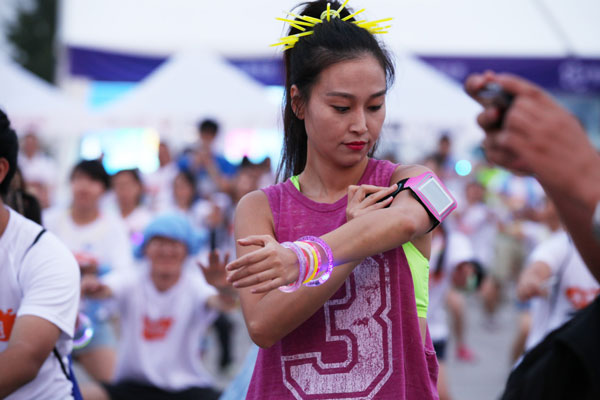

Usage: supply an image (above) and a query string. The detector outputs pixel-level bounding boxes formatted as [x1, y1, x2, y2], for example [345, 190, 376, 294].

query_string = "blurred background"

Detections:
[1, 1, 599, 399]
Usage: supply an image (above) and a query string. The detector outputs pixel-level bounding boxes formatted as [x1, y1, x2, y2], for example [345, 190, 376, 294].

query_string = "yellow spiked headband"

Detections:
[271, 0, 392, 51]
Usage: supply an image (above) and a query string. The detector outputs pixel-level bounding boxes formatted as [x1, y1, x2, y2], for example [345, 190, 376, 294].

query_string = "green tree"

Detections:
[6, 0, 58, 83]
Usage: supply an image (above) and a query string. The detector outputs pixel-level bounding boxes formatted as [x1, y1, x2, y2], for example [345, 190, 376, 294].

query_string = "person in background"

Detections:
[465, 71, 600, 277]
[169, 170, 224, 233]
[5, 167, 43, 224]
[483, 171, 547, 325]
[112, 169, 153, 247]
[455, 180, 497, 272]
[0, 109, 80, 399]
[454, 180, 502, 327]
[18, 131, 58, 208]
[428, 223, 479, 400]
[44, 160, 133, 383]
[80, 213, 236, 400]
[144, 141, 178, 212]
[179, 119, 237, 197]
[507, 198, 560, 363]
[465, 71, 600, 400]
[432, 133, 456, 181]
[516, 200, 599, 356]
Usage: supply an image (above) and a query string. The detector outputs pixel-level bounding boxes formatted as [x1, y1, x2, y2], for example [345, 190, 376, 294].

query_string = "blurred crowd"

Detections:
[7, 116, 599, 399]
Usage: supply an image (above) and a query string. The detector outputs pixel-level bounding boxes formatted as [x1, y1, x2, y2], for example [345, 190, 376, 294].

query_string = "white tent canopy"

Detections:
[383, 52, 482, 162]
[60, 0, 600, 58]
[0, 58, 91, 136]
[95, 50, 279, 135]
[95, 50, 481, 160]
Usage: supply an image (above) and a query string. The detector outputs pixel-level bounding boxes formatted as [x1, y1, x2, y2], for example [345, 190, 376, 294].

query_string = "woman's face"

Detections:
[173, 174, 194, 208]
[112, 172, 142, 208]
[296, 55, 387, 167]
[70, 172, 104, 211]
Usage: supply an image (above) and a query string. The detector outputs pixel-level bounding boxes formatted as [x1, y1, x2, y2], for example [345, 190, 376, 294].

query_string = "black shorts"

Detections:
[102, 381, 221, 400]
[433, 339, 448, 362]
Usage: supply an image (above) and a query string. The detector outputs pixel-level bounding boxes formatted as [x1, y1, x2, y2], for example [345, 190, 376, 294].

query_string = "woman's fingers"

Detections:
[365, 195, 394, 210]
[237, 234, 272, 247]
[349, 184, 397, 205]
[229, 265, 281, 288]
[226, 247, 270, 271]
[363, 183, 398, 205]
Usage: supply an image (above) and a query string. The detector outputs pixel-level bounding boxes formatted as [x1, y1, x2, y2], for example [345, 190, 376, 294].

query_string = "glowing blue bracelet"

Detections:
[73, 313, 94, 350]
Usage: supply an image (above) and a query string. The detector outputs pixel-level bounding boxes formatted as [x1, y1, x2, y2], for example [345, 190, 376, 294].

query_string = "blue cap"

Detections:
[134, 213, 206, 259]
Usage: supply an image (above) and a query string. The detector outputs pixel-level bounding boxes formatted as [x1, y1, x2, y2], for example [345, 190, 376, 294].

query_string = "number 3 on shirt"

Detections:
[281, 256, 394, 399]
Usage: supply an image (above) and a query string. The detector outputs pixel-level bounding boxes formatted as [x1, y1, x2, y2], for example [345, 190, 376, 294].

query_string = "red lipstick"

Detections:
[345, 141, 366, 151]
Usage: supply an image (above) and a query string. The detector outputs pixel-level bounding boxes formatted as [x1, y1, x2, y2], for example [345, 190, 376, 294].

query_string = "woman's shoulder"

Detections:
[390, 163, 432, 182]
[235, 189, 276, 235]
[237, 189, 271, 215]
[365, 158, 431, 186]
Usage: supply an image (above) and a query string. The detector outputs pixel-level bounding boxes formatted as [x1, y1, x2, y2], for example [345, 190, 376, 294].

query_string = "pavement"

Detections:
[445, 294, 519, 400]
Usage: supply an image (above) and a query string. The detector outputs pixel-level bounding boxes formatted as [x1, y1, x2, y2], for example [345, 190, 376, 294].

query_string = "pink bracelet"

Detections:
[279, 242, 306, 293]
[299, 240, 322, 284]
[296, 244, 313, 282]
[296, 241, 318, 284]
[299, 236, 333, 286]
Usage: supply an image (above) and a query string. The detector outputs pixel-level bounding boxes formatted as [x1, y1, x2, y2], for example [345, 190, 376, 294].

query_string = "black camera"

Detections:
[476, 83, 514, 129]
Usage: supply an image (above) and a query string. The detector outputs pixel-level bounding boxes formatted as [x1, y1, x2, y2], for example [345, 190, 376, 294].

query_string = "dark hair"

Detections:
[198, 119, 219, 135]
[0, 110, 19, 196]
[5, 189, 42, 224]
[277, 0, 395, 182]
[113, 168, 142, 185]
[70, 159, 111, 190]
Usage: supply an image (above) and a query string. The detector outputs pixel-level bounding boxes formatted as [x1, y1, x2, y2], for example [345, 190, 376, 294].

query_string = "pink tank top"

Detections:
[247, 158, 439, 399]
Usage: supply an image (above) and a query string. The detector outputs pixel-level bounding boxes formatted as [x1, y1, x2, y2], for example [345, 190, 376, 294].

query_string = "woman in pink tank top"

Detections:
[226, 1, 441, 398]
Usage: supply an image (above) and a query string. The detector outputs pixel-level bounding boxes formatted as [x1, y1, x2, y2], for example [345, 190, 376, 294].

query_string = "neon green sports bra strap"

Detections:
[290, 175, 300, 190]
[402, 242, 430, 318]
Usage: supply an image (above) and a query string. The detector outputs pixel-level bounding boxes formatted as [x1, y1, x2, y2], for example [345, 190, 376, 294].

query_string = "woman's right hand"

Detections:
[226, 235, 300, 293]
[346, 184, 398, 221]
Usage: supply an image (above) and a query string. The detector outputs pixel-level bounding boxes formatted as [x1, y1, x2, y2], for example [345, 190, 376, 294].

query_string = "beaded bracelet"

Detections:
[299, 236, 334, 287]
[279, 242, 306, 293]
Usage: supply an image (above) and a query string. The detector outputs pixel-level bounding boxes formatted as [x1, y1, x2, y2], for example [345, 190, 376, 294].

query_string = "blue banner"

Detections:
[67, 46, 600, 94]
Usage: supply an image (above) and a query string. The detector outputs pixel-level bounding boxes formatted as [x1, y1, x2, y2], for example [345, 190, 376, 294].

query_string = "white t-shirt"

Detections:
[44, 208, 133, 275]
[427, 231, 475, 342]
[44, 208, 133, 321]
[0, 207, 80, 400]
[18, 153, 57, 186]
[162, 200, 215, 234]
[456, 202, 497, 269]
[525, 230, 600, 350]
[103, 263, 217, 391]
[144, 163, 178, 212]
[121, 206, 154, 246]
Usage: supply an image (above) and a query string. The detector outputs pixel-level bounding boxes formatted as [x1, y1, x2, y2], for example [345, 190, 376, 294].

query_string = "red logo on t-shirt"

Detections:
[0, 309, 17, 342]
[142, 315, 173, 340]
[565, 287, 600, 310]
